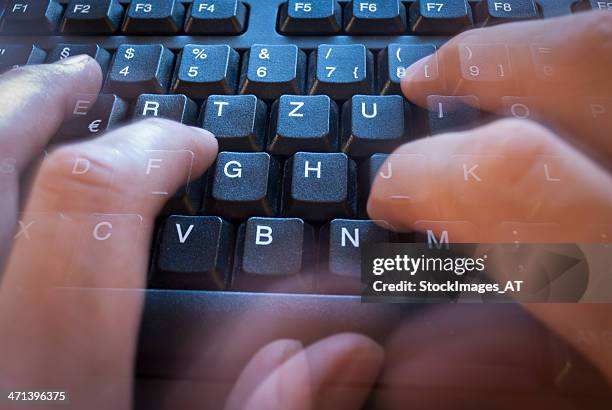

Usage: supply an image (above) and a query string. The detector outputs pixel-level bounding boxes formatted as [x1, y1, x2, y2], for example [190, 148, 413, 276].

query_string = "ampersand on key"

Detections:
[258, 48, 270, 60]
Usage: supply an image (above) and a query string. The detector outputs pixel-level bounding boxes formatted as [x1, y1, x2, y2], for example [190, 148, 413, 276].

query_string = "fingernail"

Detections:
[280, 340, 303, 361]
[55, 54, 92, 66]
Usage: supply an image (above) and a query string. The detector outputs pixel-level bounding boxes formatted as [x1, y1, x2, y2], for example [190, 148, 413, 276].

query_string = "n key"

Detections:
[105, 44, 174, 98]
[0, 45, 46, 73]
[239, 45, 307, 100]
[131, 94, 198, 125]
[268, 95, 339, 155]
[46, 44, 111, 75]
[344, 0, 407, 34]
[60, 0, 124, 34]
[308, 44, 374, 100]
[1, 0, 63, 33]
[284, 152, 357, 221]
[409, 0, 474, 34]
[122, 0, 186, 34]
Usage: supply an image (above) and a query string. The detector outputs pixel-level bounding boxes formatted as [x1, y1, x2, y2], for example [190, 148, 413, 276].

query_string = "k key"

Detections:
[60, 0, 124, 34]
[344, 0, 407, 34]
[268, 95, 339, 155]
[1, 0, 63, 33]
[105, 44, 174, 98]
[185, 0, 247, 34]
[122, 0, 186, 34]
[0, 45, 46, 73]
[409, 0, 474, 34]
[46, 44, 111, 75]
[132, 94, 198, 125]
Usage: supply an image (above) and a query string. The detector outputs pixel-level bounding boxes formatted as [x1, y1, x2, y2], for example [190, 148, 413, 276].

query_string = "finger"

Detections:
[243, 333, 383, 410]
[367, 118, 612, 243]
[0, 119, 217, 409]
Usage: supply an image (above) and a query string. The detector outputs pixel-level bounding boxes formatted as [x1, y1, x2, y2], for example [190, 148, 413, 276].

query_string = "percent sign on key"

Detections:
[192, 48, 207, 60]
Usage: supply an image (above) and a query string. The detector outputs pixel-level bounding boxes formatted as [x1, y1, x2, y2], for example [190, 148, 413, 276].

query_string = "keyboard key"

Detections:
[409, 0, 474, 34]
[283, 152, 357, 220]
[341, 95, 411, 157]
[344, 0, 407, 34]
[60, 0, 124, 34]
[308, 44, 374, 100]
[122, 0, 185, 34]
[131, 94, 198, 124]
[475, 0, 538, 25]
[378, 44, 437, 95]
[583, 0, 612, 10]
[202, 95, 268, 151]
[56, 94, 128, 142]
[210, 152, 281, 218]
[232, 217, 315, 292]
[358, 153, 389, 213]
[1, 0, 62, 33]
[105, 44, 174, 98]
[239, 45, 307, 100]
[0, 44, 46, 73]
[458, 43, 512, 83]
[46, 44, 111, 74]
[268, 95, 339, 155]
[153, 216, 235, 290]
[426, 95, 481, 135]
[185, 0, 247, 34]
[171, 45, 239, 99]
[160, 174, 209, 216]
[278, 0, 342, 34]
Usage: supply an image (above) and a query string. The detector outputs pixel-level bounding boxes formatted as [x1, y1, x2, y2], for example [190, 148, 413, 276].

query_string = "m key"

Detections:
[105, 44, 174, 98]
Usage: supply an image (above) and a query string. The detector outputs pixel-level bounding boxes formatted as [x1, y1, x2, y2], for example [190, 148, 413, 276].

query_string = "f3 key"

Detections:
[122, 0, 186, 34]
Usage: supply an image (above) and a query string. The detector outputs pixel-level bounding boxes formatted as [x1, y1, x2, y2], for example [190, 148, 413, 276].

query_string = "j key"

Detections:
[268, 95, 339, 155]
[153, 216, 235, 290]
[426, 95, 482, 135]
[202, 95, 268, 151]
[105, 44, 174, 98]
[409, 0, 474, 34]
[56, 94, 128, 142]
[172, 45, 240, 99]
[122, 0, 185, 34]
[132, 94, 198, 125]
[283, 152, 357, 221]
[1, 0, 63, 33]
[308, 44, 374, 100]
[279, 0, 342, 34]
[342, 95, 411, 157]
[60, 0, 124, 34]
[344, 0, 407, 34]
[185, 0, 247, 34]
[239, 45, 307, 100]
[46, 44, 111, 74]
[232, 217, 315, 292]
[210, 152, 281, 218]
[475, 0, 538, 25]
[0, 45, 46, 73]
[378, 44, 437, 95]
[358, 153, 389, 213]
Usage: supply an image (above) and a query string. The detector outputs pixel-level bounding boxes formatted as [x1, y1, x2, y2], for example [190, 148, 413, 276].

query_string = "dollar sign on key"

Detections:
[125, 48, 135, 60]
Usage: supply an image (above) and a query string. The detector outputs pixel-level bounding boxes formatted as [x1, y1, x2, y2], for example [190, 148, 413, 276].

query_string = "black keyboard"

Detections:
[0, 0, 590, 296]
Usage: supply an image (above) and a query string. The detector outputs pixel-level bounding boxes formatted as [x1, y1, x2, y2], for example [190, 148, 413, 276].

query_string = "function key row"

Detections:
[278, 0, 541, 35]
[0, 0, 247, 35]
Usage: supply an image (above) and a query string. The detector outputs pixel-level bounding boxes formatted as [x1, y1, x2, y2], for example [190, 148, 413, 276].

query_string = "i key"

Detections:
[185, 0, 247, 34]
[105, 44, 174, 98]
[239, 45, 307, 100]
[46, 44, 111, 74]
[153, 216, 235, 290]
[283, 152, 357, 221]
[341, 95, 411, 157]
[172, 45, 240, 99]
[210, 152, 281, 218]
[0, 45, 46, 73]
[426, 95, 482, 135]
[1, 0, 63, 33]
[122, 0, 185, 34]
[409, 0, 474, 34]
[202, 95, 268, 151]
[475, 0, 538, 25]
[279, 0, 342, 34]
[132, 94, 198, 125]
[308, 44, 374, 100]
[268, 95, 339, 155]
[232, 217, 316, 293]
[61, 0, 124, 34]
[378, 44, 437, 95]
[344, 0, 407, 34]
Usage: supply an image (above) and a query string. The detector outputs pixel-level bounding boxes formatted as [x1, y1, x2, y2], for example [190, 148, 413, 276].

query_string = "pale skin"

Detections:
[0, 10, 611, 410]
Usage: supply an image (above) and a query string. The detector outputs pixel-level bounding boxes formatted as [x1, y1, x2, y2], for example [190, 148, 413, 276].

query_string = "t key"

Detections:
[1, 0, 63, 33]
[308, 44, 374, 100]
[61, 0, 124, 34]
[239, 45, 307, 100]
[211, 152, 281, 218]
[105, 44, 174, 98]
[0, 45, 46, 73]
[46, 44, 111, 74]
[344, 0, 407, 34]
[409, 0, 474, 34]
[122, 0, 186, 34]
[284, 152, 357, 221]
[132, 94, 198, 125]
[268, 95, 339, 155]
[202, 95, 268, 151]
[378, 44, 437, 95]
[185, 0, 247, 34]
